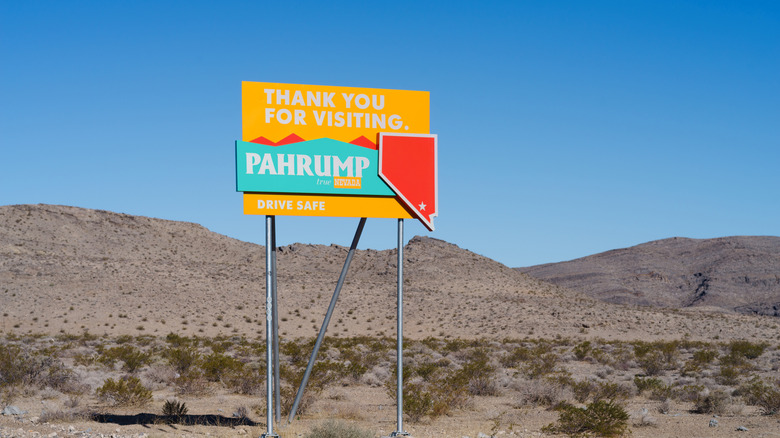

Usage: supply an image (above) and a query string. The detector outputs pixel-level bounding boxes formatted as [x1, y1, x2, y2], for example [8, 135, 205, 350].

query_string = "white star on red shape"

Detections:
[418, 201, 426, 211]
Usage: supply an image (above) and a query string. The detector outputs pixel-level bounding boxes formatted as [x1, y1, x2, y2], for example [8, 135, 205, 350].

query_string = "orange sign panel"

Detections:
[242, 82, 429, 148]
[244, 193, 413, 219]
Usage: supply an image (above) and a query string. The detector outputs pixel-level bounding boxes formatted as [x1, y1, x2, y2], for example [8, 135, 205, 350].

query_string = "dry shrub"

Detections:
[692, 389, 731, 415]
[469, 375, 500, 397]
[144, 364, 178, 386]
[175, 371, 212, 396]
[672, 384, 704, 403]
[632, 408, 657, 428]
[333, 405, 364, 421]
[304, 420, 374, 438]
[39, 408, 88, 423]
[223, 366, 262, 395]
[516, 378, 571, 407]
[359, 368, 387, 387]
[63, 396, 81, 409]
[568, 379, 596, 403]
[280, 385, 316, 419]
[658, 398, 672, 414]
[39, 387, 63, 400]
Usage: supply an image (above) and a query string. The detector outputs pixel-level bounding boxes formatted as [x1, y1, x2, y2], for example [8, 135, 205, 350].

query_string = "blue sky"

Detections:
[1, 0, 778, 267]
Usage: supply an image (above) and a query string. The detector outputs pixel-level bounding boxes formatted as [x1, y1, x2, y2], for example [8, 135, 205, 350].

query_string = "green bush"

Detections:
[304, 420, 374, 438]
[738, 377, 780, 415]
[636, 351, 665, 376]
[458, 348, 499, 396]
[568, 379, 595, 403]
[657, 341, 680, 367]
[500, 345, 532, 368]
[543, 400, 629, 437]
[200, 352, 244, 382]
[0, 344, 74, 392]
[634, 376, 672, 400]
[384, 356, 473, 422]
[165, 333, 195, 347]
[98, 345, 150, 373]
[281, 359, 345, 417]
[681, 347, 718, 377]
[691, 348, 718, 365]
[716, 365, 740, 385]
[523, 352, 559, 379]
[719, 340, 768, 370]
[96, 376, 152, 406]
[222, 365, 262, 395]
[165, 346, 200, 374]
[728, 340, 768, 360]
[401, 380, 436, 422]
[573, 341, 592, 361]
[591, 382, 632, 402]
[0, 344, 33, 386]
[633, 376, 664, 395]
[632, 341, 653, 359]
[632, 341, 679, 375]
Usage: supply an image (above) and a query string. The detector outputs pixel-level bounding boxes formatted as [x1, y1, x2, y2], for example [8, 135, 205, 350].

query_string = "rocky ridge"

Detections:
[1, 204, 778, 342]
[519, 236, 780, 316]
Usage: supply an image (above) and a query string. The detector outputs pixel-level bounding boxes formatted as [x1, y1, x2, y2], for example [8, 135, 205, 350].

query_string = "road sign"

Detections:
[238, 81, 438, 436]
[238, 81, 437, 230]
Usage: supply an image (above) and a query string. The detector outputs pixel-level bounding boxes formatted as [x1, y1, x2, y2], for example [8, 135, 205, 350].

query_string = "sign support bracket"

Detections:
[287, 217, 368, 424]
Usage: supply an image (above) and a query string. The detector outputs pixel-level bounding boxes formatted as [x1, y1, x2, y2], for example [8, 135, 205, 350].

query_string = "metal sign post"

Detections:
[391, 218, 409, 437]
[271, 217, 281, 425]
[262, 216, 279, 438]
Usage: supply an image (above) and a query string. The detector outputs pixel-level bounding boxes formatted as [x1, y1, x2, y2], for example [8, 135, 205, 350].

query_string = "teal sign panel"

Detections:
[236, 139, 395, 196]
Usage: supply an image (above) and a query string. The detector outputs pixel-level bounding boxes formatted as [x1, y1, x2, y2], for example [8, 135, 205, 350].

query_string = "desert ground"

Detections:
[2, 205, 779, 437]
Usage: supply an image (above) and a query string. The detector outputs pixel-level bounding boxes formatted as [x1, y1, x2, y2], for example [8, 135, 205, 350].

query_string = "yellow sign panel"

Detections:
[242, 82, 429, 146]
[244, 193, 413, 219]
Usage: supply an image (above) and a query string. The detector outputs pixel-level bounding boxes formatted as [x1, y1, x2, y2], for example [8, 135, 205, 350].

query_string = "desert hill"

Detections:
[1, 204, 777, 343]
[519, 236, 780, 317]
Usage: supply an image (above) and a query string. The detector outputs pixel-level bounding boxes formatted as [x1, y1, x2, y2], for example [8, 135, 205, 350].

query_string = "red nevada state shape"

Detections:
[378, 133, 438, 231]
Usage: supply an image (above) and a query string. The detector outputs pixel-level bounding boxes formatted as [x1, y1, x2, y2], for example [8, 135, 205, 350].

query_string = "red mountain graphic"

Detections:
[349, 136, 377, 150]
[250, 133, 305, 146]
[249, 133, 379, 149]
